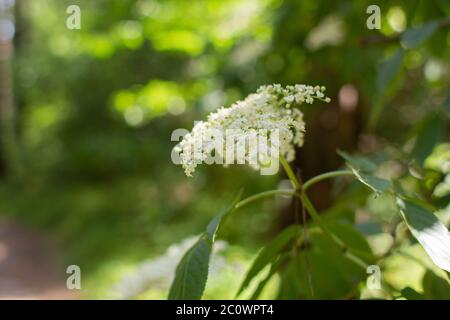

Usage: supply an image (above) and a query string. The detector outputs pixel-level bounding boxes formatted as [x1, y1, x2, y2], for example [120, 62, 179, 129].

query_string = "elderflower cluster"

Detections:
[176, 84, 330, 176]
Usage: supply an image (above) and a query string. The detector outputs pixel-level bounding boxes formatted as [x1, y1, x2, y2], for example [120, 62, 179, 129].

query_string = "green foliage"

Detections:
[412, 113, 445, 165]
[4, 0, 450, 300]
[249, 255, 288, 299]
[276, 221, 375, 299]
[422, 271, 450, 299]
[401, 287, 424, 300]
[237, 225, 301, 297]
[401, 21, 439, 49]
[396, 199, 450, 272]
[168, 191, 242, 299]
[371, 48, 405, 128]
[339, 149, 450, 274]
[339, 150, 392, 194]
[376, 49, 405, 96]
[337, 151, 378, 173]
[168, 236, 212, 300]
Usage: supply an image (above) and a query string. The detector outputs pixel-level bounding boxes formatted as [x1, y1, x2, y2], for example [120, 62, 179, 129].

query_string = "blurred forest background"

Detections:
[0, 0, 449, 299]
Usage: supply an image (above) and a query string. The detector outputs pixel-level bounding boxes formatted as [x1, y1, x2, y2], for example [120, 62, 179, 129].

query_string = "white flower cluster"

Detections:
[177, 84, 330, 176]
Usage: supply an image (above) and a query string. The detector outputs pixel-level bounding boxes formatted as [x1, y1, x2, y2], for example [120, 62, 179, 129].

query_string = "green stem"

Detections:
[301, 192, 371, 268]
[302, 170, 353, 192]
[299, 192, 344, 247]
[279, 155, 370, 269]
[301, 192, 369, 269]
[234, 157, 370, 271]
[279, 156, 328, 235]
[279, 155, 302, 190]
[279, 156, 331, 239]
[235, 189, 295, 209]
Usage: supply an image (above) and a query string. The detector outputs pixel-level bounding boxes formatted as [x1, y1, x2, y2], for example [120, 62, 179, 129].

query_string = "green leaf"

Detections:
[280, 221, 374, 299]
[168, 236, 212, 300]
[249, 254, 287, 299]
[422, 270, 450, 299]
[424, 143, 450, 172]
[337, 150, 377, 173]
[370, 48, 404, 128]
[326, 221, 376, 263]
[338, 151, 391, 194]
[236, 224, 300, 297]
[401, 21, 439, 49]
[411, 113, 444, 165]
[400, 287, 424, 300]
[396, 198, 450, 272]
[376, 48, 404, 95]
[354, 171, 392, 194]
[205, 189, 243, 241]
[168, 190, 242, 300]
[277, 252, 305, 299]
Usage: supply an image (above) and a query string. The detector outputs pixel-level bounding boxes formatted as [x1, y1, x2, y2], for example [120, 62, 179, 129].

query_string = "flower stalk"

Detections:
[280, 155, 370, 269]
[235, 189, 296, 209]
[302, 170, 353, 191]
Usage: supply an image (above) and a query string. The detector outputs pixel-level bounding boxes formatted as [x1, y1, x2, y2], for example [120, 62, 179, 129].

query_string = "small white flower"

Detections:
[285, 95, 295, 103]
[177, 84, 330, 176]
